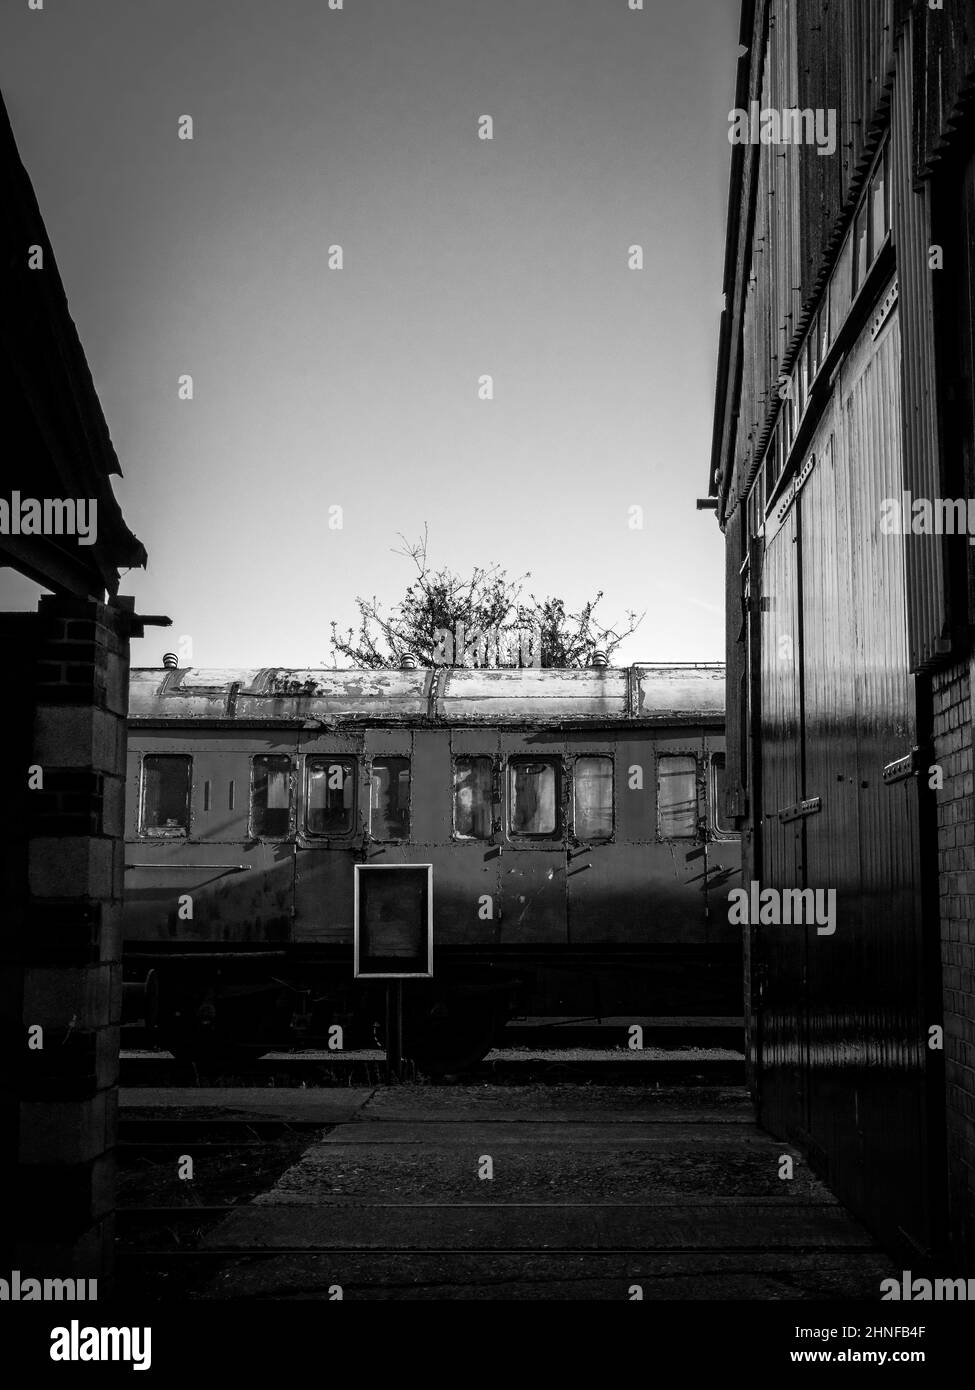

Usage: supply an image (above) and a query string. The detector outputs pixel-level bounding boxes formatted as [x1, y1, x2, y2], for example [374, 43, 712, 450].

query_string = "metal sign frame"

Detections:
[353, 862, 434, 979]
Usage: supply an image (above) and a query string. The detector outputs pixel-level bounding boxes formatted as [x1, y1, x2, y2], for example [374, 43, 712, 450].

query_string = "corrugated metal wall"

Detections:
[913, 0, 975, 177]
[724, 508, 747, 821]
[757, 507, 805, 1136]
[756, 298, 932, 1253]
[892, 19, 952, 670]
[715, 0, 975, 1264]
[802, 304, 930, 1251]
[731, 0, 897, 510]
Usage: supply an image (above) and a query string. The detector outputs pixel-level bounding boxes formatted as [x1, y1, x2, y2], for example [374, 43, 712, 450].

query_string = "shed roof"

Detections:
[0, 92, 146, 597]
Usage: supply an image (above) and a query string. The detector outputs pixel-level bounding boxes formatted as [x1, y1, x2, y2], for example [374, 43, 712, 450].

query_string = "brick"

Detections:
[19, 1090, 115, 1165]
[28, 837, 115, 900]
[9, 1151, 115, 1234]
[27, 771, 105, 836]
[33, 705, 124, 772]
[21, 964, 118, 1030]
[18, 902, 103, 967]
[100, 775, 125, 839]
[13, 1025, 121, 1097]
[8, 1213, 115, 1282]
[103, 653, 130, 719]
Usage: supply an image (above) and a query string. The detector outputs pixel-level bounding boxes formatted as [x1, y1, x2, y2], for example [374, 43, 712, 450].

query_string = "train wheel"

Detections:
[158, 982, 287, 1068]
[401, 994, 500, 1075]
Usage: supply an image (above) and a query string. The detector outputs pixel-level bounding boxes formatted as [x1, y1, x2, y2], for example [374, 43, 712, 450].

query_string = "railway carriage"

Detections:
[123, 662, 740, 1071]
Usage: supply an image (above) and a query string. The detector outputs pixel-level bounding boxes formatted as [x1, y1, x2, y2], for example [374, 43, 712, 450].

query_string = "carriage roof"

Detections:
[128, 665, 726, 727]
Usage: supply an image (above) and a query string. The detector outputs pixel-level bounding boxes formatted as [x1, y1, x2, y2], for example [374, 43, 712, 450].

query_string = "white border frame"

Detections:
[353, 862, 434, 979]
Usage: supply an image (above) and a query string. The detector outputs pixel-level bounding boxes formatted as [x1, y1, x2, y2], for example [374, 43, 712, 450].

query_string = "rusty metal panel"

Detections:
[440, 668, 627, 722]
[633, 665, 725, 720]
[292, 730, 364, 945]
[124, 728, 297, 944]
[565, 733, 637, 946]
[410, 731, 451, 845]
[428, 842, 501, 947]
[241, 668, 433, 722]
[131, 665, 729, 727]
[130, 668, 435, 722]
[431, 729, 503, 947]
[614, 736, 654, 844]
[128, 668, 237, 722]
[892, 22, 951, 671]
[497, 731, 567, 945]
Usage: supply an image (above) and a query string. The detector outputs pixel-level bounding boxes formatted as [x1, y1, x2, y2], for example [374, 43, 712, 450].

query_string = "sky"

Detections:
[0, 0, 739, 670]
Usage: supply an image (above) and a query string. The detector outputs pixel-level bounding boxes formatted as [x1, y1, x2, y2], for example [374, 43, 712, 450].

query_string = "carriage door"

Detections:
[292, 732, 363, 945]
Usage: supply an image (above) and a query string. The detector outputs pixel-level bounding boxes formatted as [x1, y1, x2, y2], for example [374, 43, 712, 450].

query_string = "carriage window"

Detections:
[454, 756, 493, 840]
[141, 755, 191, 837]
[657, 755, 698, 839]
[251, 755, 292, 839]
[508, 758, 561, 838]
[573, 756, 613, 840]
[709, 754, 735, 835]
[370, 757, 411, 840]
[306, 757, 355, 837]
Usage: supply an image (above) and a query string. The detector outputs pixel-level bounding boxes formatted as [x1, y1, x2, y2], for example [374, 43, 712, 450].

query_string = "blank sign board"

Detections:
[353, 863, 433, 978]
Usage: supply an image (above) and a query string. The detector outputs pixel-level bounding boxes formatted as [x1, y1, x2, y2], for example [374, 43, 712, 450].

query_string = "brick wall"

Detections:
[932, 659, 975, 1268]
[0, 595, 130, 1288]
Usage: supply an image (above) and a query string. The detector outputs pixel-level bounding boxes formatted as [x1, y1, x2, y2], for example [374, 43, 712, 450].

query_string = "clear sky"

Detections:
[1, 0, 738, 669]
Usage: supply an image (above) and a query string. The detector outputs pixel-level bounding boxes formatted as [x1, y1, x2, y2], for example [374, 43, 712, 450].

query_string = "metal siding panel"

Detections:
[498, 732, 566, 946]
[801, 409, 866, 1220]
[914, 0, 975, 176]
[892, 22, 950, 671]
[125, 729, 298, 945]
[840, 307, 930, 1248]
[410, 730, 451, 845]
[798, 305, 931, 1252]
[441, 668, 627, 721]
[757, 508, 805, 1138]
[724, 509, 747, 818]
[293, 732, 364, 945]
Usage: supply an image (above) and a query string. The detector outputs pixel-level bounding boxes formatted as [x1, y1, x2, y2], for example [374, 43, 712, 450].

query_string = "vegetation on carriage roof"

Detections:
[128, 664, 727, 726]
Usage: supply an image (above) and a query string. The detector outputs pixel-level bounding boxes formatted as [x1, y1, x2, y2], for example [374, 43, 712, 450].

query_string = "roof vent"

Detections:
[590, 650, 609, 669]
[162, 653, 179, 669]
[400, 653, 418, 670]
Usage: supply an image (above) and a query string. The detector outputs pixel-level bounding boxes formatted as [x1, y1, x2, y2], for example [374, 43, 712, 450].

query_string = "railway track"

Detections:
[119, 1016, 746, 1087]
[120, 1051, 745, 1087]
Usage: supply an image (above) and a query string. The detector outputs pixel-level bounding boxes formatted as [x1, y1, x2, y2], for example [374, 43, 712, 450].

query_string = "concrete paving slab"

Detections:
[245, 1140, 830, 1202]
[359, 1083, 753, 1123]
[311, 1122, 772, 1144]
[197, 1250, 895, 1301]
[120, 1087, 375, 1123]
[129, 1082, 894, 1299]
[201, 1202, 880, 1251]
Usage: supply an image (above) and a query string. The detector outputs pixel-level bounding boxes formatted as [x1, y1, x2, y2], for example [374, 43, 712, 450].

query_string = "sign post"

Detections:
[384, 980, 403, 1082]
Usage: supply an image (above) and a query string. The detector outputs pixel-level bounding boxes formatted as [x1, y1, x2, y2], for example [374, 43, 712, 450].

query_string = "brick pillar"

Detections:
[0, 595, 130, 1289]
